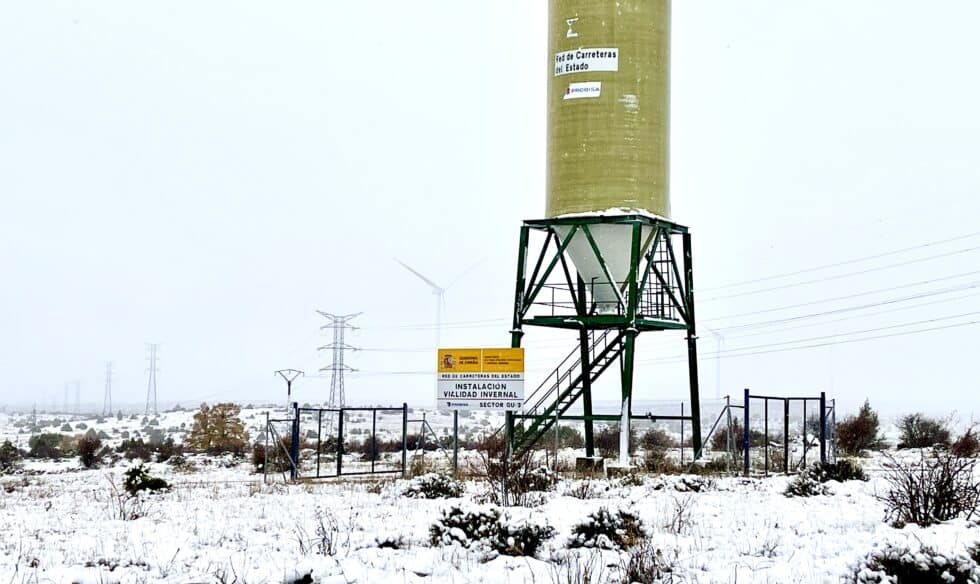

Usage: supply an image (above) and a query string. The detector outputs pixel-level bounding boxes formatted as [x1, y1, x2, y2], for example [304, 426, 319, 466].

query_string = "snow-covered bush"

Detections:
[808, 459, 868, 483]
[429, 504, 555, 558]
[784, 460, 866, 497]
[851, 541, 980, 583]
[568, 507, 646, 550]
[524, 466, 560, 492]
[401, 473, 464, 499]
[616, 472, 645, 487]
[784, 471, 830, 498]
[122, 463, 169, 496]
[673, 475, 715, 492]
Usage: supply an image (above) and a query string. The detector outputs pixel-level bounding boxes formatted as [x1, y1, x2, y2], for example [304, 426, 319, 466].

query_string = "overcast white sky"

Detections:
[1, 1, 979, 420]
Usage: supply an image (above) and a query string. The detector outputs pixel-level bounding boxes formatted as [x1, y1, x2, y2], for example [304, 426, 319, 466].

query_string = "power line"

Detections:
[718, 289, 980, 341]
[650, 319, 980, 364]
[701, 229, 980, 292]
[639, 311, 980, 365]
[707, 271, 980, 324]
[700, 244, 980, 302]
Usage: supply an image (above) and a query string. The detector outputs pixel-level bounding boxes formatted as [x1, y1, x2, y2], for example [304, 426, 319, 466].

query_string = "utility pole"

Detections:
[74, 380, 80, 415]
[63, 383, 69, 415]
[103, 362, 113, 416]
[145, 343, 160, 416]
[316, 312, 362, 410]
[275, 369, 304, 413]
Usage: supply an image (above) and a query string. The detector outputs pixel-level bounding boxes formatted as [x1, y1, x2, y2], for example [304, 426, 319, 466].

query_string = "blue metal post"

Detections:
[289, 402, 300, 481]
[743, 388, 750, 476]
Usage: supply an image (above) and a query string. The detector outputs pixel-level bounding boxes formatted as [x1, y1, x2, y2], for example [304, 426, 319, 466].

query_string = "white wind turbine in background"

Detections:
[394, 258, 485, 349]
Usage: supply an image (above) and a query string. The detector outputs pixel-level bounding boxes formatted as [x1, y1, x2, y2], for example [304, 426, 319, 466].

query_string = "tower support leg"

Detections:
[683, 233, 703, 458]
[579, 327, 595, 457]
[619, 329, 637, 467]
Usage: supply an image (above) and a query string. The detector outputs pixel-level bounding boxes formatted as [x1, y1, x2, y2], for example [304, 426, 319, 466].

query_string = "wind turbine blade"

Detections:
[394, 259, 443, 291]
[444, 257, 487, 291]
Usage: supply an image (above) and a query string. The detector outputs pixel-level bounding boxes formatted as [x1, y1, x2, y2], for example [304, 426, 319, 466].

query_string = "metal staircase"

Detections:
[511, 329, 625, 454]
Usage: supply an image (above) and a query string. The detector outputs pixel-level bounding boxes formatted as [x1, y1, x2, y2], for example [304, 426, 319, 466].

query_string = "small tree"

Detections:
[898, 413, 951, 449]
[187, 402, 248, 455]
[837, 399, 885, 455]
[0, 440, 22, 473]
[78, 434, 102, 469]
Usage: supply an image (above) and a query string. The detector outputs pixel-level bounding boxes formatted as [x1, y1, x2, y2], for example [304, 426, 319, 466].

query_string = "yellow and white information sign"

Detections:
[437, 348, 524, 411]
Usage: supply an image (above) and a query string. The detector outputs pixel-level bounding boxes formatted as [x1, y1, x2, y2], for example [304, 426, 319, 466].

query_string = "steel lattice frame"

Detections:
[506, 213, 703, 459]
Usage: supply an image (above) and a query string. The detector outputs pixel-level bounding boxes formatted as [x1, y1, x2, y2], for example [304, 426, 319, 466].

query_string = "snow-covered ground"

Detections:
[1, 410, 977, 583]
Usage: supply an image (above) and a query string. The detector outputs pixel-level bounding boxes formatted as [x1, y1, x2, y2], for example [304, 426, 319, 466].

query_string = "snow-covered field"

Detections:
[1, 410, 977, 583]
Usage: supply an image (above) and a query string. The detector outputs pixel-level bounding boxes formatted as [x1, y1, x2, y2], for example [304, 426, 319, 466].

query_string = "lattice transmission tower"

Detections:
[103, 361, 113, 416]
[145, 343, 160, 416]
[316, 311, 361, 409]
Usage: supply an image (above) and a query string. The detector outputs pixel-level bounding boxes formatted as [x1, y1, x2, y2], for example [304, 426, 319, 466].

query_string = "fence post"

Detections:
[372, 409, 378, 474]
[783, 399, 790, 474]
[764, 399, 769, 476]
[289, 402, 300, 481]
[819, 392, 827, 464]
[401, 403, 408, 477]
[452, 410, 459, 476]
[831, 399, 837, 462]
[316, 410, 323, 479]
[742, 388, 750, 476]
[264, 411, 270, 484]
[680, 402, 685, 466]
[336, 407, 344, 477]
[802, 400, 808, 468]
[725, 395, 732, 472]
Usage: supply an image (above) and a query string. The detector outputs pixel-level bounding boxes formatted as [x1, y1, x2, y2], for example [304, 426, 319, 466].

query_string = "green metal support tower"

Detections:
[506, 213, 703, 463]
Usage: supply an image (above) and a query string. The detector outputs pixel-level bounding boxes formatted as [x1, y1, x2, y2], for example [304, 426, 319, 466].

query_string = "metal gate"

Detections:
[265, 403, 409, 480]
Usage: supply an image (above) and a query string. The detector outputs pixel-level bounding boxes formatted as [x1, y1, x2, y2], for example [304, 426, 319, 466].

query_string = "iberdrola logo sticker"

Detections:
[564, 81, 601, 100]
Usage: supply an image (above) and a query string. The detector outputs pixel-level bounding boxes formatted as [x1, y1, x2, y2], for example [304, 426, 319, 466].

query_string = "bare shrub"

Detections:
[662, 496, 694, 535]
[897, 413, 951, 449]
[470, 432, 549, 506]
[621, 543, 676, 584]
[549, 551, 608, 584]
[877, 450, 980, 527]
[952, 426, 980, 458]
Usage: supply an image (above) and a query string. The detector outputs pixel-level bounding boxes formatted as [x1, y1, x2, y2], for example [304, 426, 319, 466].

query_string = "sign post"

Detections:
[437, 348, 524, 412]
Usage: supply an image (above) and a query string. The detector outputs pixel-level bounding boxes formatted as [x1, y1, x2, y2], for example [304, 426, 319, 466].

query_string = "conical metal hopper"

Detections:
[554, 218, 655, 314]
